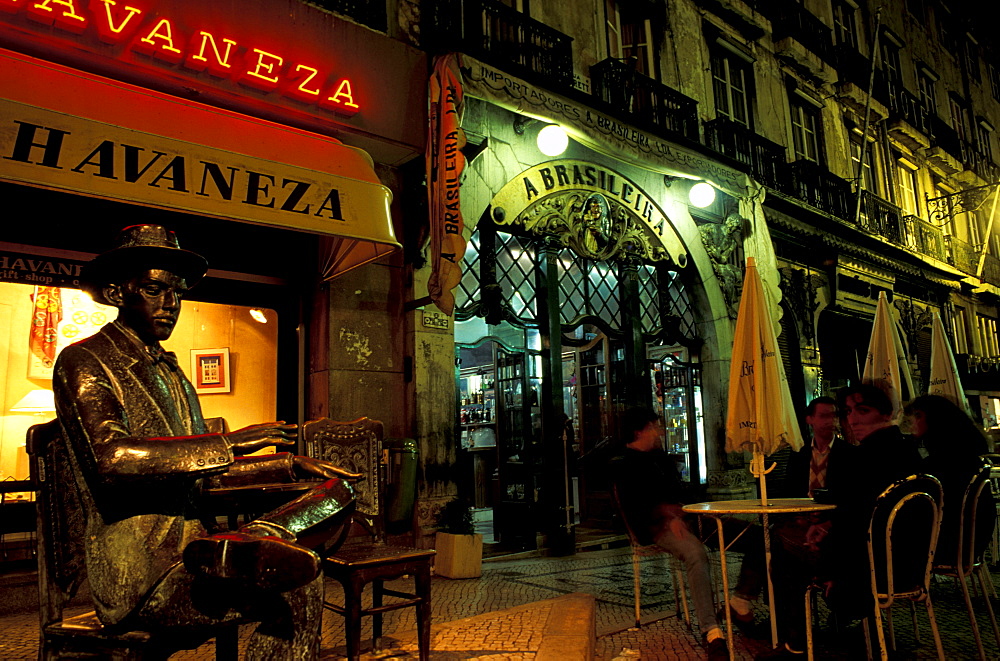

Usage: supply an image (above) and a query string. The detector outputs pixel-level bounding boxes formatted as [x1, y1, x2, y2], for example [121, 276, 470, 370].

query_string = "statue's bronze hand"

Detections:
[226, 422, 298, 456]
[293, 455, 365, 482]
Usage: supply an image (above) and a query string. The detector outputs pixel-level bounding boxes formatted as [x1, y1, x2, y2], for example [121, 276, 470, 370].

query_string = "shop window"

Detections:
[556, 249, 621, 330]
[832, 0, 859, 50]
[977, 314, 998, 357]
[456, 229, 483, 311]
[495, 233, 538, 322]
[789, 98, 822, 163]
[711, 49, 753, 128]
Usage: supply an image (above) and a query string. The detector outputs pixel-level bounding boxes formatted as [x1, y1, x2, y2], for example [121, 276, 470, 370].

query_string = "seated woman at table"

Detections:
[904, 395, 995, 566]
[758, 385, 922, 659]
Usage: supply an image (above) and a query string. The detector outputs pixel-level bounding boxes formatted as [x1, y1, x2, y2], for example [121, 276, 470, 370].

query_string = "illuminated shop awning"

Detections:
[0, 49, 399, 278]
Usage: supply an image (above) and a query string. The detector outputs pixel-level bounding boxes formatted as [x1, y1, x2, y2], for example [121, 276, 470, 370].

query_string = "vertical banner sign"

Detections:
[30, 286, 62, 367]
[426, 54, 467, 316]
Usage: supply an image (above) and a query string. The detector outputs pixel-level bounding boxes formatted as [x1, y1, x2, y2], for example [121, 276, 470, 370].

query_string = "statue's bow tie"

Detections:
[147, 346, 179, 371]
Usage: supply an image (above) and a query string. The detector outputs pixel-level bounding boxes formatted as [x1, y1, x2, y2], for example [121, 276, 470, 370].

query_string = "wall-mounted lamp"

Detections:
[688, 182, 717, 208]
[536, 124, 569, 157]
[249, 308, 268, 324]
[10, 389, 55, 414]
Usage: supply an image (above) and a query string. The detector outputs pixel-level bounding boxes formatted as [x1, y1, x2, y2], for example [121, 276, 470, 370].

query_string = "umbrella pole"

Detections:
[752, 447, 780, 647]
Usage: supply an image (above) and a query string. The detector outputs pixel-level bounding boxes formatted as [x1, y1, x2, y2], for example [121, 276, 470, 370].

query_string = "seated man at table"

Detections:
[53, 224, 360, 658]
[611, 405, 730, 660]
[759, 385, 922, 659]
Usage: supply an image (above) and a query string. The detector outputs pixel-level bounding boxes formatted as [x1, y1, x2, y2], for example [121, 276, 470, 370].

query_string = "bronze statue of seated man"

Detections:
[52, 224, 357, 657]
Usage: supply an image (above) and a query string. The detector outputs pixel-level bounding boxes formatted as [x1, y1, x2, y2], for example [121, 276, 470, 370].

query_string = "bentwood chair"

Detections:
[611, 483, 691, 629]
[931, 461, 1000, 660]
[860, 475, 945, 661]
[307, 417, 435, 661]
[27, 420, 239, 660]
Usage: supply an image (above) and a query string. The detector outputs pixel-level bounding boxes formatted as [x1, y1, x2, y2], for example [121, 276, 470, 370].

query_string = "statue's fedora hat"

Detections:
[81, 224, 208, 305]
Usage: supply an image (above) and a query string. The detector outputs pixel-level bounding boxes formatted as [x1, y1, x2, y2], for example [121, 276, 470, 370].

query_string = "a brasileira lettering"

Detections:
[4, 120, 345, 220]
[0, 0, 359, 115]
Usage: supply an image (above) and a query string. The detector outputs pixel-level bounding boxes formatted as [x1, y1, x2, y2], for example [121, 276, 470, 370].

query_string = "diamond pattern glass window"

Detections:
[456, 229, 482, 312]
[496, 232, 538, 322]
[556, 249, 621, 330]
[661, 269, 696, 339]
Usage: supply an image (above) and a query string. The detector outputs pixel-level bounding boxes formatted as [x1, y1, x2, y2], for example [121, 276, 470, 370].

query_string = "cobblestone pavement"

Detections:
[3, 545, 1000, 659]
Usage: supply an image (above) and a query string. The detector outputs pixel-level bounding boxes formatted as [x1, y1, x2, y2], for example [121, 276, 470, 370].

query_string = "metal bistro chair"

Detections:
[931, 460, 1000, 660]
[306, 417, 435, 661]
[27, 419, 239, 660]
[815, 474, 945, 661]
[611, 483, 691, 629]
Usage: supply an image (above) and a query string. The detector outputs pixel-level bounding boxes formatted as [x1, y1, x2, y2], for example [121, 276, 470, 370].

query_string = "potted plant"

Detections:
[434, 497, 483, 579]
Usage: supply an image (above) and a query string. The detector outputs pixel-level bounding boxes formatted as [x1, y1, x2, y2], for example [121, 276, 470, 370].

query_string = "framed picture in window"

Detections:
[190, 348, 231, 394]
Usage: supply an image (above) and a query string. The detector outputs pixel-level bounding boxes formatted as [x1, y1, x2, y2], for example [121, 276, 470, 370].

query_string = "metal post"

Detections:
[853, 8, 883, 226]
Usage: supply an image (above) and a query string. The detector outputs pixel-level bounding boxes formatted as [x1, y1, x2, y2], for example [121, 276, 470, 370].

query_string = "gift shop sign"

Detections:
[0, 0, 364, 117]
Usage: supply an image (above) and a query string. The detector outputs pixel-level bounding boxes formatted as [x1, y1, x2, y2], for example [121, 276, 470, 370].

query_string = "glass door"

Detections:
[649, 347, 705, 484]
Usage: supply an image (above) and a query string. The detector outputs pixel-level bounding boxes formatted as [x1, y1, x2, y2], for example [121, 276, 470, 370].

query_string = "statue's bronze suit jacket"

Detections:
[53, 322, 292, 625]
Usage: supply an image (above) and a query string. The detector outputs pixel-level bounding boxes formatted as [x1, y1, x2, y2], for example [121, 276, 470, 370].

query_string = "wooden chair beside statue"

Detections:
[305, 416, 435, 661]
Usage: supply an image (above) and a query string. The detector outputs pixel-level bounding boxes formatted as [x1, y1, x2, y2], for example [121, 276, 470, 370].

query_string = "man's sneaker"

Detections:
[704, 635, 730, 661]
[183, 532, 320, 593]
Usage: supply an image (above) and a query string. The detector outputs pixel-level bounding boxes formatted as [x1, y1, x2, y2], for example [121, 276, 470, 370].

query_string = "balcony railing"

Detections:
[590, 58, 699, 142]
[947, 235, 979, 276]
[423, 0, 574, 89]
[857, 190, 905, 244]
[981, 254, 1000, 287]
[782, 161, 854, 220]
[904, 216, 947, 261]
[766, 0, 835, 65]
[703, 117, 786, 189]
[307, 0, 387, 31]
[833, 44, 872, 89]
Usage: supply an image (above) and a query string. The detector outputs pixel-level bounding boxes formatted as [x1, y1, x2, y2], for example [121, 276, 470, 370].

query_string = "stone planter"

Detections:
[434, 531, 483, 579]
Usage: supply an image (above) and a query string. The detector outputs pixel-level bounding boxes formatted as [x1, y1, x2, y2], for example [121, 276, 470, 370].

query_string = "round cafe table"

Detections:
[682, 498, 836, 659]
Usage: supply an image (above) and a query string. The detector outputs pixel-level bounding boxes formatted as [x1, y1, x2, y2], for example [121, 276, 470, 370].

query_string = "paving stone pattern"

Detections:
[3, 546, 1000, 659]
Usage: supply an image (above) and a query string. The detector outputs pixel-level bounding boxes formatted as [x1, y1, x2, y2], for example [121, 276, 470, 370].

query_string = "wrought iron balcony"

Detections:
[307, 0, 387, 32]
[703, 117, 786, 189]
[833, 44, 871, 89]
[857, 190, 905, 244]
[947, 235, 980, 276]
[422, 0, 574, 89]
[590, 58, 698, 142]
[765, 0, 835, 65]
[903, 215, 947, 262]
[782, 161, 854, 220]
[981, 254, 1000, 288]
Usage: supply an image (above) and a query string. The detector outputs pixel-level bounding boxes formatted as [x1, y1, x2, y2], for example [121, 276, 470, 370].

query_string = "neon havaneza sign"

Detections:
[0, 0, 361, 116]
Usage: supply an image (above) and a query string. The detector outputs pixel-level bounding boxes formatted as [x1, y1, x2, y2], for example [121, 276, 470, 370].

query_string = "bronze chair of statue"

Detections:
[306, 417, 435, 661]
[28, 419, 240, 660]
[931, 460, 1000, 661]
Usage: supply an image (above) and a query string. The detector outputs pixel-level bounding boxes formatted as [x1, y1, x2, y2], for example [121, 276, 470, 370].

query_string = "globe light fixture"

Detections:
[536, 124, 569, 157]
[688, 182, 717, 208]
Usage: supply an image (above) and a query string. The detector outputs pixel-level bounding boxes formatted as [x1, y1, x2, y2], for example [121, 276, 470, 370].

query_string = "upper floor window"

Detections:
[977, 121, 994, 162]
[952, 306, 969, 354]
[832, 0, 859, 50]
[880, 40, 902, 85]
[937, 11, 957, 55]
[850, 135, 877, 192]
[711, 49, 753, 128]
[605, 0, 656, 77]
[905, 0, 924, 20]
[964, 38, 981, 83]
[978, 314, 999, 357]
[917, 69, 938, 115]
[991, 63, 1000, 102]
[896, 161, 920, 217]
[790, 98, 822, 163]
[950, 96, 968, 142]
